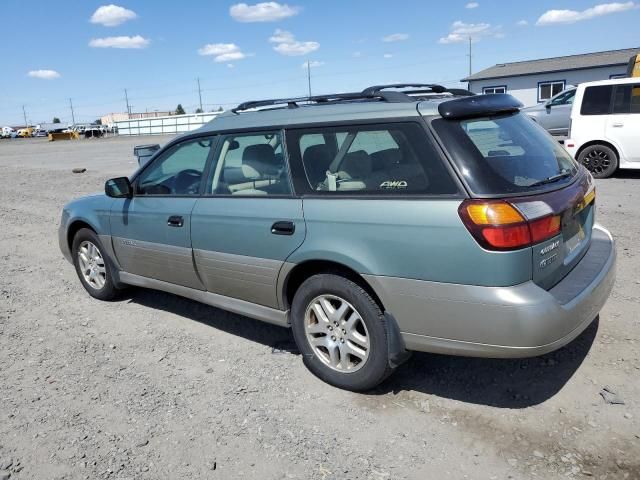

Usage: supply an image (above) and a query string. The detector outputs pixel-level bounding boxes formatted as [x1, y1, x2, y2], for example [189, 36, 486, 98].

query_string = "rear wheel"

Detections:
[578, 144, 618, 179]
[291, 274, 394, 391]
[72, 228, 121, 301]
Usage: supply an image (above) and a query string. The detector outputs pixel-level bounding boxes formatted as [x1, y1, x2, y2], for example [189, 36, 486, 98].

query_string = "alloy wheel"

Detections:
[304, 294, 370, 373]
[78, 240, 106, 290]
[582, 149, 611, 176]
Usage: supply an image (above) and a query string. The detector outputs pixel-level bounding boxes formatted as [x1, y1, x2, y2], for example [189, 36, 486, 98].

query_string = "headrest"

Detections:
[242, 144, 279, 177]
[339, 150, 372, 179]
[303, 144, 334, 185]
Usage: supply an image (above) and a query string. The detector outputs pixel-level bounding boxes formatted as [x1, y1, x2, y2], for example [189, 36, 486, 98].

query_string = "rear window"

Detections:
[613, 84, 640, 114]
[581, 85, 613, 115]
[432, 112, 578, 195]
[286, 123, 459, 195]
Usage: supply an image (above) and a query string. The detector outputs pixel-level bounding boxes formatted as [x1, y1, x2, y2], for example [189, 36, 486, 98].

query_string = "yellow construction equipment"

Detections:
[48, 131, 80, 141]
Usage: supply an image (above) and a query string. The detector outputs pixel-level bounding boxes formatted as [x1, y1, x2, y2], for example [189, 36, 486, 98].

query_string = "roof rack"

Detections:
[231, 83, 475, 113]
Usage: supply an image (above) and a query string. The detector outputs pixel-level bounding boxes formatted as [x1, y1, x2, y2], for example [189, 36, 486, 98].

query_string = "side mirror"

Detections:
[105, 177, 133, 198]
[545, 103, 552, 112]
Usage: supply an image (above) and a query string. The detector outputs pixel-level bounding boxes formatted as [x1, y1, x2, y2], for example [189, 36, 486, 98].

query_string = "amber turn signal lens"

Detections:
[465, 201, 524, 225]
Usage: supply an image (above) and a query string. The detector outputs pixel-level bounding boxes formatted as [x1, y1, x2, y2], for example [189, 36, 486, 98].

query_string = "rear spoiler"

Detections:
[438, 94, 523, 120]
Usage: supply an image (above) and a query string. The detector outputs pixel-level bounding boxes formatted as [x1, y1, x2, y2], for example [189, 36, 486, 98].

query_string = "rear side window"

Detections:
[581, 85, 613, 115]
[287, 123, 458, 195]
[432, 112, 578, 195]
[613, 84, 640, 114]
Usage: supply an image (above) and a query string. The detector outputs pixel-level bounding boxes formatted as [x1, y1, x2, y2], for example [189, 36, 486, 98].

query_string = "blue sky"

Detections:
[1, 0, 639, 125]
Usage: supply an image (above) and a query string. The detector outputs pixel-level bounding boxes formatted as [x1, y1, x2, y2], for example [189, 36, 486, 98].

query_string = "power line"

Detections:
[197, 78, 203, 111]
[306, 60, 312, 97]
[124, 88, 131, 116]
[22, 105, 28, 127]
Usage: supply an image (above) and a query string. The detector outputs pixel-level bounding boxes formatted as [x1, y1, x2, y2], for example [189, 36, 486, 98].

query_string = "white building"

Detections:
[463, 48, 637, 107]
[114, 112, 222, 136]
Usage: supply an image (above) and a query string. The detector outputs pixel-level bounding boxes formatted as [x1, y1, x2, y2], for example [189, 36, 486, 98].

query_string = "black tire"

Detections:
[72, 228, 121, 301]
[291, 274, 394, 391]
[578, 144, 618, 179]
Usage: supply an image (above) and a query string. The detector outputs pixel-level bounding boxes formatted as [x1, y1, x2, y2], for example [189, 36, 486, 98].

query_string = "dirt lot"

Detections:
[0, 135, 638, 480]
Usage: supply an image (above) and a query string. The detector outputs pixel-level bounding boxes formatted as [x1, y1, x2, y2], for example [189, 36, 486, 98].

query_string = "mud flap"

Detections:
[384, 312, 411, 368]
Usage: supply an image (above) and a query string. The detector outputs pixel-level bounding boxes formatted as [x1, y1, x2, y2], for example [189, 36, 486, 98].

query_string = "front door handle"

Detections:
[271, 221, 295, 236]
[167, 215, 184, 227]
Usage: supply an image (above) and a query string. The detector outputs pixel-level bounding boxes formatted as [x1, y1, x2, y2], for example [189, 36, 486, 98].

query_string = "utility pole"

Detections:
[124, 88, 131, 117]
[467, 36, 472, 76]
[69, 98, 76, 125]
[306, 60, 312, 97]
[197, 77, 203, 112]
[22, 105, 28, 127]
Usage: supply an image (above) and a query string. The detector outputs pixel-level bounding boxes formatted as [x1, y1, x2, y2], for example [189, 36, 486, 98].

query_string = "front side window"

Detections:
[581, 85, 613, 115]
[208, 131, 291, 196]
[538, 81, 565, 102]
[289, 123, 458, 195]
[613, 84, 640, 114]
[136, 136, 215, 195]
[483, 86, 506, 94]
[548, 88, 575, 106]
[432, 112, 578, 195]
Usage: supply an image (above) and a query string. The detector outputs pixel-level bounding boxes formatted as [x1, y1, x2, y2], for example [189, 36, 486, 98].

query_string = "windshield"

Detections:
[432, 112, 579, 195]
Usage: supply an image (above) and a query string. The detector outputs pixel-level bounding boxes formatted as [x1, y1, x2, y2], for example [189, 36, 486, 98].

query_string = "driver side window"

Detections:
[137, 137, 215, 195]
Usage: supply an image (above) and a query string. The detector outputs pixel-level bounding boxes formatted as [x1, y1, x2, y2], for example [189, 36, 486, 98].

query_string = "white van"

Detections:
[1, 127, 16, 138]
[564, 77, 640, 178]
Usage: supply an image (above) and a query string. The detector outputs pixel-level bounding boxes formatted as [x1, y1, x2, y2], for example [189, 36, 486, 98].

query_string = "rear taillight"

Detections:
[459, 200, 561, 251]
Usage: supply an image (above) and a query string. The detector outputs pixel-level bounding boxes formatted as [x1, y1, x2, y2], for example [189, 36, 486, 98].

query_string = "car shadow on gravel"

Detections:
[374, 318, 599, 408]
[611, 170, 640, 179]
[124, 288, 597, 408]
[125, 288, 300, 354]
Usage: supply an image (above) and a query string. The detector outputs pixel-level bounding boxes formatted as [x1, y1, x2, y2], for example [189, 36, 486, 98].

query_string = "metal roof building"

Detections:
[462, 48, 637, 107]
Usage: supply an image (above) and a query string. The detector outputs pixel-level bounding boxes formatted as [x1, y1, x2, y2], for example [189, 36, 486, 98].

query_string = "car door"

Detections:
[545, 89, 575, 135]
[110, 135, 217, 289]
[190, 130, 305, 309]
[607, 83, 640, 162]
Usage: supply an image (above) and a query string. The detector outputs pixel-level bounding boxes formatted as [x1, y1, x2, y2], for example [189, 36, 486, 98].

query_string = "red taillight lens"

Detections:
[529, 215, 561, 243]
[459, 199, 561, 251]
[482, 224, 531, 249]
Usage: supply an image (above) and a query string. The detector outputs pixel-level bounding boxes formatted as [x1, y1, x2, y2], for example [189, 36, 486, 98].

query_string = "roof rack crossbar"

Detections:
[232, 92, 374, 113]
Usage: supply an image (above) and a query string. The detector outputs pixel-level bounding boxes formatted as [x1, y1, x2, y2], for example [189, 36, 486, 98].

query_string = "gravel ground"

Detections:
[0, 135, 638, 480]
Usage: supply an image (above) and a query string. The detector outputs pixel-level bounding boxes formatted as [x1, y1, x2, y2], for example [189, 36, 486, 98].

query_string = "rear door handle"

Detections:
[271, 221, 295, 236]
[167, 215, 184, 227]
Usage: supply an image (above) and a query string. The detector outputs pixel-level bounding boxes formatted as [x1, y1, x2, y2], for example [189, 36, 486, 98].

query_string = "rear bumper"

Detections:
[365, 225, 616, 358]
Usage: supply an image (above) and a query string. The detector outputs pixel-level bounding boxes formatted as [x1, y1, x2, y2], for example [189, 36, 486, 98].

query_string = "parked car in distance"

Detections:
[59, 85, 616, 391]
[33, 129, 47, 137]
[522, 86, 576, 136]
[564, 77, 640, 178]
[1, 126, 16, 138]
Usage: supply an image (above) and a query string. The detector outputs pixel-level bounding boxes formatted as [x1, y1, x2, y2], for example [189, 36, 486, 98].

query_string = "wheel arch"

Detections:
[67, 219, 98, 252]
[281, 260, 385, 312]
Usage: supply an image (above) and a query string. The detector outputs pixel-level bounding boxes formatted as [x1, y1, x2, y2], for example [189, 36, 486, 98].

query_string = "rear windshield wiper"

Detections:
[528, 171, 573, 188]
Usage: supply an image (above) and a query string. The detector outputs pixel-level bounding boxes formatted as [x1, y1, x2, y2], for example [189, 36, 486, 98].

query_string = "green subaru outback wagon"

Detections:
[59, 84, 616, 391]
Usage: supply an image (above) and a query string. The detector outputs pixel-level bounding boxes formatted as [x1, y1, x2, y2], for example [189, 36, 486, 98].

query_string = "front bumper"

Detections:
[365, 225, 616, 358]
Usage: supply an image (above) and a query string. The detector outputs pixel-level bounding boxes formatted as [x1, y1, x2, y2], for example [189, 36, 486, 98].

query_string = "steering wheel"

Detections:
[173, 169, 202, 195]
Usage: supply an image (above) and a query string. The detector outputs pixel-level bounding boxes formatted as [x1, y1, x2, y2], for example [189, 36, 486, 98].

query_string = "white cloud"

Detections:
[383, 53, 393, 58]
[27, 69, 60, 79]
[516, 19, 529, 26]
[269, 29, 319, 56]
[89, 35, 149, 48]
[536, 1, 636, 25]
[90, 4, 137, 27]
[302, 60, 324, 69]
[230, 2, 299, 22]
[465, 2, 479, 8]
[353, 51, 362, 57]
[382, 33, 409, 42]
[198, 43, 248, 63]
[438, 20, 502, 44]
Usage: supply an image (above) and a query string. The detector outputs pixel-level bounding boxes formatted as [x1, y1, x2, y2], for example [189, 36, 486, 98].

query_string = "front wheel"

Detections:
[578, 144, 618, 179]
[72, 228, 121, 301]
[291, 274, 395, 391]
